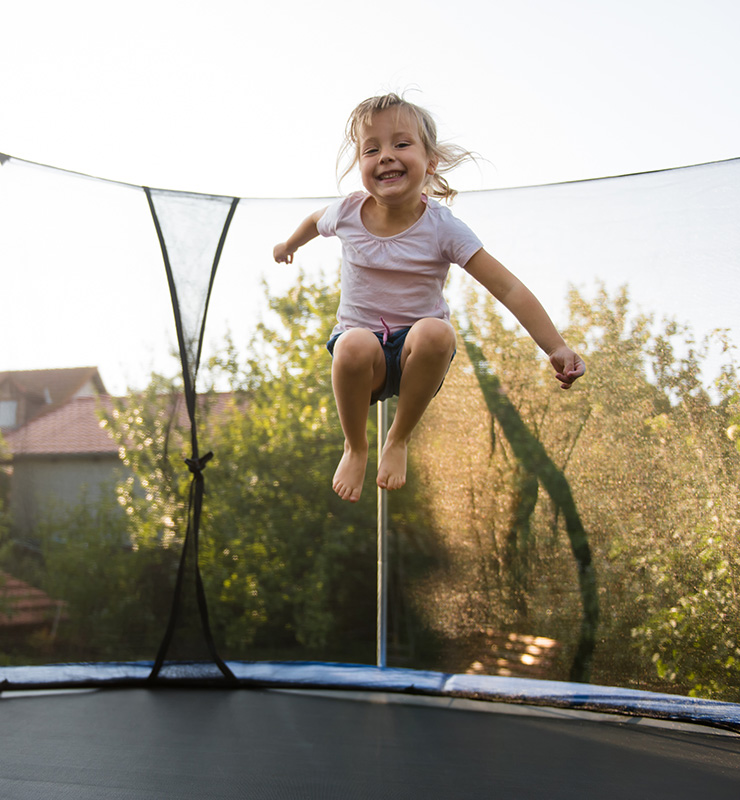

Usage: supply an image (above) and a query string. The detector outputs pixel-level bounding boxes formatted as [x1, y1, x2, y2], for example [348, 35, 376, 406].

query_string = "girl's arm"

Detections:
[273, 207, 327, 263]
[464, 248, 585, 389]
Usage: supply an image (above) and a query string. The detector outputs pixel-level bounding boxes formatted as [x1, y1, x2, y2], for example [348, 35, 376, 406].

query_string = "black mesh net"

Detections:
[1, 154, 739, 707]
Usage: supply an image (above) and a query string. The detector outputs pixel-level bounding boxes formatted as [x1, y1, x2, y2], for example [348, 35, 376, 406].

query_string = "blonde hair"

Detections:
[337, 93, 475, 203]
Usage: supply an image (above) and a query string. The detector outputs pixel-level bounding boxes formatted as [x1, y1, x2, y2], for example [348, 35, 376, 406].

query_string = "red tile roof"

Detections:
[0, 572, 67, 628]
[3, 392, 245, 458]
[0, 367, 108, 431]
[4, 396, 118, 457]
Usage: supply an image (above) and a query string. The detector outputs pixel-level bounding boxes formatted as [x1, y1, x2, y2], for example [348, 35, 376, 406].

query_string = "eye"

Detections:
[362, 146, 379, 156]
[396, 141, 411, 149]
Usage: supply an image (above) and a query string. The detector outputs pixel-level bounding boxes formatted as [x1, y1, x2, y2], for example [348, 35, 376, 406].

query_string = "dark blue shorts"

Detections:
[326, 327, 454, 405]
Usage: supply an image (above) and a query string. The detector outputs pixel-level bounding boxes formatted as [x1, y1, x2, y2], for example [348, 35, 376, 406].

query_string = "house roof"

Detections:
[3, 396, 118, 457]
[0, 572, 67, 628]
[0, 367, 107, 426]
[0, 366, 106, 399]
[3, 391, 245, 458]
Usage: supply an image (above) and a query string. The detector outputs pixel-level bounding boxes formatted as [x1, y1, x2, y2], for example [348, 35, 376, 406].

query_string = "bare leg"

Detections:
[331, 329, 386, 502]
[378, 318, 456, 491]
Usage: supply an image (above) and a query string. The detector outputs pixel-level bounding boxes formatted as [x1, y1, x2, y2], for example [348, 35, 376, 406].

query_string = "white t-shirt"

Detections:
[317, 192, 483, 337]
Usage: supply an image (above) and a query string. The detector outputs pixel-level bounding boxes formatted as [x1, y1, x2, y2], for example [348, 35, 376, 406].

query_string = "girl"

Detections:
[274, 93, 585, 503]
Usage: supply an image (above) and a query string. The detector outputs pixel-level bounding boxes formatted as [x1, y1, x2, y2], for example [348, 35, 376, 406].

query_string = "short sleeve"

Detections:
[317, 193, 362, 238]
[317, 199, 340, 238]
[435, 206, 484, 267]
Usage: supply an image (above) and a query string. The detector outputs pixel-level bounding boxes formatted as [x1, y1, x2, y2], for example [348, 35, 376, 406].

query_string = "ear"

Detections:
[426, 156, 439, 176]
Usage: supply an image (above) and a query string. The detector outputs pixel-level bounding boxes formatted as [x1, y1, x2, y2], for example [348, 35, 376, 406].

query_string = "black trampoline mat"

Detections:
[2, 688, 740, 799]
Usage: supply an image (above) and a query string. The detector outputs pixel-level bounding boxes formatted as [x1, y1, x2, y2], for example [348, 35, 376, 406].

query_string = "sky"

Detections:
[3, 0, 739, 195]
[2, 0, 739, 392]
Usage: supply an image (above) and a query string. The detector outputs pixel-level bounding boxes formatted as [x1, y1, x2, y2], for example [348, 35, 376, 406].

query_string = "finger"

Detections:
[570, 358, 586, 378]
[563, 352, 580, 377]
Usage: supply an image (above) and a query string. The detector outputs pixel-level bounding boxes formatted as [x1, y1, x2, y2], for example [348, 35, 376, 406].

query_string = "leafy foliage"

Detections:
[36, 491, 177, 660]
[62, 273, 435, 662]
[4, 273, 740, 700]
[410, 280, 740, 696]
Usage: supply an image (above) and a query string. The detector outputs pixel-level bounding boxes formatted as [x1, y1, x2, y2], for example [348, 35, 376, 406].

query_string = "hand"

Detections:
[273, 243, 295, 264]
[549, 345, 586, 390]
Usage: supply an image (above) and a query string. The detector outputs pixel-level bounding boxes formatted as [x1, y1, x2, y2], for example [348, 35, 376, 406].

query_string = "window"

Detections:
[0, 400, 18, 428]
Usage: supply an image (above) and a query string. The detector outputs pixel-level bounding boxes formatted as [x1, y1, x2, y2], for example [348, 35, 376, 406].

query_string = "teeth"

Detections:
[380, 171, 403, 179]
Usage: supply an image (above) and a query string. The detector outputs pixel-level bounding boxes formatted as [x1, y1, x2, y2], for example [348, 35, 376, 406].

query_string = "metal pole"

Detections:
[376, 399, 389, 668]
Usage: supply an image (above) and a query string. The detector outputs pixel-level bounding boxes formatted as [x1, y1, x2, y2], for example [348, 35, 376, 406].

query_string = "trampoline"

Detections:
[3, 153, 740, 798]
[2, 671, 740, 798]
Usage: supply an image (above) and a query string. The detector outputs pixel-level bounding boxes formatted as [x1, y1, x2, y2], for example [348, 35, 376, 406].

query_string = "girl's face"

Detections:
[357, 108, 437, 207]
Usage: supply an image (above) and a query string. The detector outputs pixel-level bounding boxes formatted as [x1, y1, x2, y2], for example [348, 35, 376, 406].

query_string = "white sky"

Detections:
[2, 0, 739, 393]
[3, 0, 738, 195]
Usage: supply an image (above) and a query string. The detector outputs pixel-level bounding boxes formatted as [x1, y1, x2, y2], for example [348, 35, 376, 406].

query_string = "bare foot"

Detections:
[332, 442, 368, 502]
[377, 438, 408, 492]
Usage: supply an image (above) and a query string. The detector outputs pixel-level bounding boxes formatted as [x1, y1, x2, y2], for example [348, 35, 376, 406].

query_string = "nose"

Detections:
[379, 148, 395, 163]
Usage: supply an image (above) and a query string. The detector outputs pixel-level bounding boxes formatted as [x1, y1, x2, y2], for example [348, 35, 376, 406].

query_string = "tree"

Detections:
[20, 274, 740, 700]
[197, 274, 438, 658]
[410, 280, 740, 698]
[410, 284, 598, 680]
[197, 274, 377, 654]
[79, 272, 437, 664]
[36, 489, 177, 661]
[629, 326, 740, 699]
[463, 336, 598, 682]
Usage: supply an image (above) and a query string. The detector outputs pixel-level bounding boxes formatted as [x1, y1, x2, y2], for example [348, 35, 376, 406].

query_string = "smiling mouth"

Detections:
[377, 171, 405, 181]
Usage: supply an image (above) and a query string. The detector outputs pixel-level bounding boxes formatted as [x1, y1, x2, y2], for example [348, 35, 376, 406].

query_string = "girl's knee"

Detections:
[333, 329, 383, 368]
[408, 318, 456, 358]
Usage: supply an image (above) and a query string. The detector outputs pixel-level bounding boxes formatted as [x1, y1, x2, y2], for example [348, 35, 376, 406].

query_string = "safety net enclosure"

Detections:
[2, 152, 740, 750]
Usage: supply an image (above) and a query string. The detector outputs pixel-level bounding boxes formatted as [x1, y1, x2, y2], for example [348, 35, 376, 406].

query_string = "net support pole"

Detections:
[376, 399, 389, 668]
